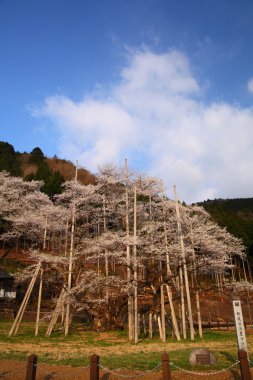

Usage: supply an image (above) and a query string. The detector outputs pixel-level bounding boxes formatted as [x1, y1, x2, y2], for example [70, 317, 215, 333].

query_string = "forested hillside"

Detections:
[0, 141, 96, 197]
[198, 198, 253, 259]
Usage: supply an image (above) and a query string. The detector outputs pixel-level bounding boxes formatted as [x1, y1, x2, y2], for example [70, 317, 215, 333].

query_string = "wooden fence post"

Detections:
[238, 350, 252, 380]
[90, 354, 99, 380]
[25, 354, 37, 380]
[162, 352, 171, 380]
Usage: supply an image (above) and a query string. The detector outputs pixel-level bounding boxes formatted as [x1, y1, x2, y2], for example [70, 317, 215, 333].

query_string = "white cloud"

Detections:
[247, 78, 253, 93]
[31, 49, 253, 203]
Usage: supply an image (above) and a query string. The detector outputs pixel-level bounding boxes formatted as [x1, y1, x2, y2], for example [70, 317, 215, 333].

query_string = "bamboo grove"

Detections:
[0, 162, 251, 342]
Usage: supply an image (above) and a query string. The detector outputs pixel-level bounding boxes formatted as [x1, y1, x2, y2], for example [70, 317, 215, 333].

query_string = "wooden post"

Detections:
[166, 285, 181, 341]
[153, 313, 157, 335]
[158, 315, 163, 340]
[174, 185, 194, 341]
[35, 269, 43, 336]
[103, 195, 109, 304]
[238, 350, 252, 380]
[149, 312, 153, 339]
[90, 354, 99, 380]
[161, 182, 181, 341]
[138, 313, 141, 336]
[162, 352, 171, 380]
[125, 159, 134, 341]
[133, 186, 138, 344]
[65, 161, 78, 336]
[142, 314, 147, 336]
[9, 263, 41, 337]
[25, 354, 37, 380]
[160, 284, 166, 342]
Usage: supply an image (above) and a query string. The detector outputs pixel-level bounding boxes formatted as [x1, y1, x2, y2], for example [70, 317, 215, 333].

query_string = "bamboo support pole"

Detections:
[242, 259, 248, 282]
[103, 195, 109, 304]
[161, 182, 180, 340]
[14, 265, 41, 336]
[149, 312, 153, 339]
[160, 284, 166, 342]
[174, 185, 194, 341]
[43, 217, 47, 251]
[142, 314, 147, 335]
[158, 315, 163, 339]
[125, 159, 134, 341]
[166, 285, 181, 340]
[133, 186, 138, 344]
[9, 263, 41, 337]
[64, 220, 69, 257]
[190, 222, 203, 338]
[35, 268, 43, 336]
[46, 288, 66, 336]
[247, 259, 252, 283]
[65, 162, 78, 336]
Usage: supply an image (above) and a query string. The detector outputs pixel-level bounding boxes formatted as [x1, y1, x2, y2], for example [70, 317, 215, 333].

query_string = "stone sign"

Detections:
[189, 349, 217, 366]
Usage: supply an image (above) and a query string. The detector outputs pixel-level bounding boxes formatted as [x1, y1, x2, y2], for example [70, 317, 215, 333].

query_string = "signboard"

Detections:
[196, 353, 211, 365]
[233, 300, 248, 352]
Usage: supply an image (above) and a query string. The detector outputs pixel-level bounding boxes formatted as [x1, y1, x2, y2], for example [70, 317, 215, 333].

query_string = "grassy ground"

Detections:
[0, 319, 252, 371]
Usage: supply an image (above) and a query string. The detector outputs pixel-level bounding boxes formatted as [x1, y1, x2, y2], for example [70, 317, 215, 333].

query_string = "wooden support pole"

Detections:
[35, 269, 43, 336]
[166, 285, 181, 341]
[149, 312, 153, 339]
[25, 354, 37, 380]
[247, 259, 252, 283]
[9, 263, 41, 337]
[142, 314, 147, 336]
[161, 181, 180, 341]
[174, 185, 194, 341]
[65, 161, 78, 336]
[133, 186, 138, 344]
[160, 284, 166, 342]
[125, 158, 134, 342]
[162, 352, 172, 380]
[158, 315, 163, 340]
[90, 354, 99, 380]
[46, 288, 65, 337]
[238, 350, 252, 380]
[138, 313, 141, 336]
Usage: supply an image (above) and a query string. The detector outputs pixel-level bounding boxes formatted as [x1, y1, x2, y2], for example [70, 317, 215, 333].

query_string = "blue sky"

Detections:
[1, 0, 253, 202]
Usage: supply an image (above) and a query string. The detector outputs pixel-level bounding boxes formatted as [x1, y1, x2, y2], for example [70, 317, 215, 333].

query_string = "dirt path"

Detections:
[0, 359, 250, 380]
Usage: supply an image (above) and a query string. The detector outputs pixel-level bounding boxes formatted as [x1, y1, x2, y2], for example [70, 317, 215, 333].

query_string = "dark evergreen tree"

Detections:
[26, 162, 65, 197]
[0, 141, 23, 177]
[43, 170, 65, 197]
[29, 147, 45, 164]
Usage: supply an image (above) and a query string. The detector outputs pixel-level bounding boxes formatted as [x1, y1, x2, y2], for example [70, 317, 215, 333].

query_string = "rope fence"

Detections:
[169, 360, 240, 376]
[99, 363, 162, 378]
[0, 366, 27, 378]
[0, 350, 252, 380]
[36, 364, 90, 379]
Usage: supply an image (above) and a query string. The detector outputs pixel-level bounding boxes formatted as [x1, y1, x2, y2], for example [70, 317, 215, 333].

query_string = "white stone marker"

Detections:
[233, 300, 248, 352]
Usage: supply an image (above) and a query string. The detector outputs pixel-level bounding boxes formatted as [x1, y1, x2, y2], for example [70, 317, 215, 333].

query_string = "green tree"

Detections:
[26, 162, 64, 197]
[43, 170, 65, 197]
[29, 147, 45, 164]
[0, 141, 23, 176]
